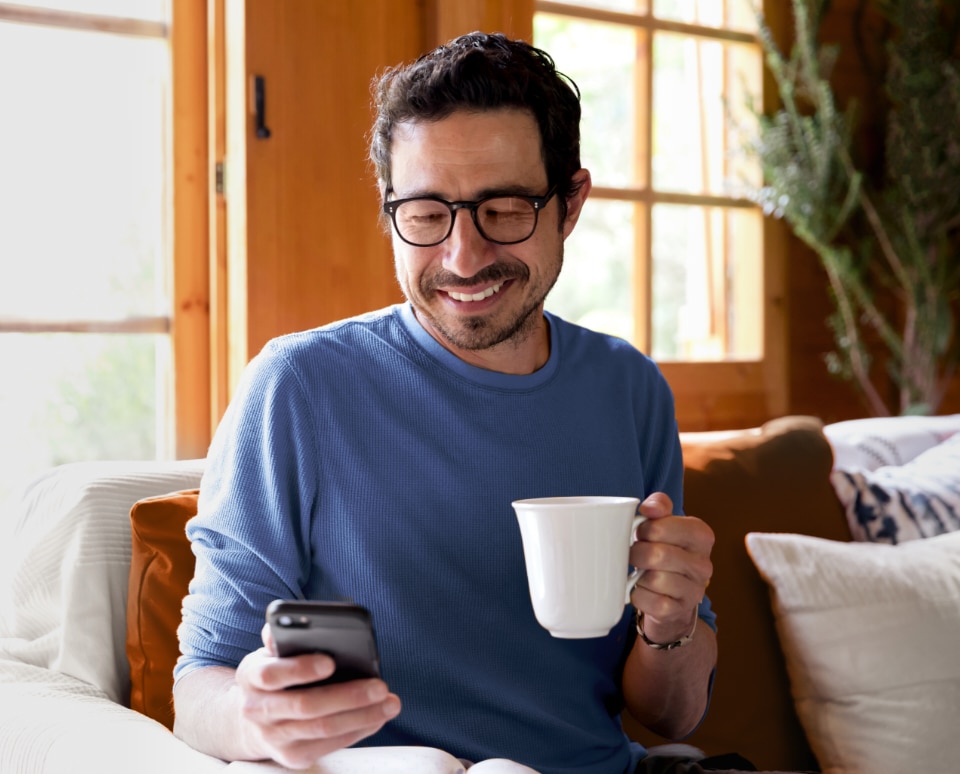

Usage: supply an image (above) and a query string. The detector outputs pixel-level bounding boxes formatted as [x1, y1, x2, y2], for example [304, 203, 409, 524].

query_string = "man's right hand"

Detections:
[172, 625, 401, 769]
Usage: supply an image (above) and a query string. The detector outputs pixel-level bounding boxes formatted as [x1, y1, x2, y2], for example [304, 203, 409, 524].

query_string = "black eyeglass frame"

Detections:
[382, 186, 558, 247]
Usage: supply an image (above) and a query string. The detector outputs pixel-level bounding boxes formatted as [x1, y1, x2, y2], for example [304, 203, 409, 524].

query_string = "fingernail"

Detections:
[367, 681, 388, 701]
[382, 696, 401, 718]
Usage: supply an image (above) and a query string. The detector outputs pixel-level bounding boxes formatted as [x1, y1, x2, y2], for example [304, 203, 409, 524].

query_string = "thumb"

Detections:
[261, 622, 278, 655]
[638, 492, 673, 520]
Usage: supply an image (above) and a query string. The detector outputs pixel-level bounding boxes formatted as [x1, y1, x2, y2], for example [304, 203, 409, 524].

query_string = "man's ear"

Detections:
[561, 168, 592, 239]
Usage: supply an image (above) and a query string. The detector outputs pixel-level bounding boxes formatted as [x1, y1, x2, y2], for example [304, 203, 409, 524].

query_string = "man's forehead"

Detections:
[388, 109, 546, 193]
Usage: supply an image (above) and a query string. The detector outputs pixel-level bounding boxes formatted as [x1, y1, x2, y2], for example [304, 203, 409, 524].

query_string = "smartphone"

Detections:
[266, 599, 381, 686]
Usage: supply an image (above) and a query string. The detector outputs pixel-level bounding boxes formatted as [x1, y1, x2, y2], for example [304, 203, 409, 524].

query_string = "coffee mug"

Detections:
[512, 495, 645, 638]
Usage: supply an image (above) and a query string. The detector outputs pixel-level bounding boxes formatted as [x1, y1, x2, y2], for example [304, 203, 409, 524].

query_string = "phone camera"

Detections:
[276, 614, 310, 628]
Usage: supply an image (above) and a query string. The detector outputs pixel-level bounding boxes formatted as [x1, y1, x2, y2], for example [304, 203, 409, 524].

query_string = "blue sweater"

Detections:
[176, 303, 715, 774]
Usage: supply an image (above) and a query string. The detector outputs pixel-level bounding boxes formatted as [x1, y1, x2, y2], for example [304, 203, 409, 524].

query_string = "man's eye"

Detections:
[482, 200, 531, 222]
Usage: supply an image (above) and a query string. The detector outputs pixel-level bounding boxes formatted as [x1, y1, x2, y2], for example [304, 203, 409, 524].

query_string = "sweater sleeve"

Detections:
[175, 341, 321, 681]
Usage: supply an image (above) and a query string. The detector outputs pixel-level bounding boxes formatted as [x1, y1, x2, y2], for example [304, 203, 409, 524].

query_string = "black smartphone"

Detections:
[266, 599, 381, 686]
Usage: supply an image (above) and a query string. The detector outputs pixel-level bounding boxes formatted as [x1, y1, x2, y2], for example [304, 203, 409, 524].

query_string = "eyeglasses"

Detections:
[383, 187, 557, 247]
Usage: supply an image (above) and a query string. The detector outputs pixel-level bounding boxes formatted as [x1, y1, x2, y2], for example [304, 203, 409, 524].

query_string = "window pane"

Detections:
[0, 332, 170, 510]
[546, 199, 636, 343]
[535, 14, 641, 188]
[653, 0, 758, 31]
[568, 0, 648, 11]
[0, 21, 169, 320]
[651, 204, 762, 361]
[652, 33, 760, 195]
[10, 0, 168, 22]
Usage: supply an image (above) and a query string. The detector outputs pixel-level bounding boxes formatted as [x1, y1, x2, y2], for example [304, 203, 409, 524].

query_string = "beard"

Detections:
[411, 247, 563, 353]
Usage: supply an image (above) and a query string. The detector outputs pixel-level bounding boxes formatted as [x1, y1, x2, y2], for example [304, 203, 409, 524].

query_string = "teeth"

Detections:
[448, 282, 503, 303]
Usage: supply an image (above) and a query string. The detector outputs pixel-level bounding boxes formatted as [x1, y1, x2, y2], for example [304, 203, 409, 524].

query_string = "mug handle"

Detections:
[624, 514, 647, 604]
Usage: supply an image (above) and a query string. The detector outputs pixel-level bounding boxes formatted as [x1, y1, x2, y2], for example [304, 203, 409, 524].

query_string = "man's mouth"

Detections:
[446, 281, 505, 303]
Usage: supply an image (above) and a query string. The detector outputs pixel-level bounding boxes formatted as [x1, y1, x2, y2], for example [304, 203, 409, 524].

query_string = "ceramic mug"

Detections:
[512, 495, 644, 638]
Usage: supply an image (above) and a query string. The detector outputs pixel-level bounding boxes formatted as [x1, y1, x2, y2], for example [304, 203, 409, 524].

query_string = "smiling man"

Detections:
[384, 108, 586, 375]
[170, 33, 755, 774]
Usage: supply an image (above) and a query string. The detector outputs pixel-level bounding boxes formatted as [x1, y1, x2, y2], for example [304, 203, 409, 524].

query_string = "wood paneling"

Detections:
[171, 0, 211, 458]
[221, 1, 423, 390]
[425, 0, 534, 47]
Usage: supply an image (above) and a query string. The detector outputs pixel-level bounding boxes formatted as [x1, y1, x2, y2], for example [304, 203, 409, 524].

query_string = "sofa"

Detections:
[1, 415, 958, 774]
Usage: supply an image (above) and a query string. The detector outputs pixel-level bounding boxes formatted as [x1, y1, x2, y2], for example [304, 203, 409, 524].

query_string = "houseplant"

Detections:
[742, 0, 960, 415]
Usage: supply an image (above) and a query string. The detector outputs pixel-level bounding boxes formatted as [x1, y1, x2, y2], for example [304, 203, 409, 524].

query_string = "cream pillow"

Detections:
[745, 531, 960, 774]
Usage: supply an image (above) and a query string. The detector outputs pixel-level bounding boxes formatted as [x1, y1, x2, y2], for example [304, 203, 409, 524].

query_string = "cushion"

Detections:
[0, 460, 204, 705]
[625, 416, 849, 771]
[126, 489, 200, 730]
[830, 433, 960, 543]
[746, 530, 960, 774]
[824, 414, 960, 471]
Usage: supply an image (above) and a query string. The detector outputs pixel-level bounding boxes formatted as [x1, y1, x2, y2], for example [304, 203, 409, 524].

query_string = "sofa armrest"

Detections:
[0, 662, 225, 774]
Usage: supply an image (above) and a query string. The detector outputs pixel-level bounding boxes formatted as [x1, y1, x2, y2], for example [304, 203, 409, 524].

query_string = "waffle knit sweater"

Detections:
[176, 303, 716, 774]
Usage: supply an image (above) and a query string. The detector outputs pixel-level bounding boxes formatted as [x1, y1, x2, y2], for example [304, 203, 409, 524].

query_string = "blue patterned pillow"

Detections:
[825, 414, 960, 471]
[831, 433, 960, 544]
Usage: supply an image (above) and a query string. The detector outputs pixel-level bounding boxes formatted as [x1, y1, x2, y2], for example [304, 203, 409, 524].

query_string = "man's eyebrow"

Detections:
[474, 184, 545, 199]
[387, 184, 547, 201]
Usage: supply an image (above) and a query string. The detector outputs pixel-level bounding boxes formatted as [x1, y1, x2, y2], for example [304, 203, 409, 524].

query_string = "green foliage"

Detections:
[741, 0, 960, 415]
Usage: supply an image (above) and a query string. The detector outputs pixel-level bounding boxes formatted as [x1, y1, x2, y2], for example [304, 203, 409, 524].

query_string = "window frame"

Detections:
[0, 0, 211, 459]
[534, 0, 789, 429]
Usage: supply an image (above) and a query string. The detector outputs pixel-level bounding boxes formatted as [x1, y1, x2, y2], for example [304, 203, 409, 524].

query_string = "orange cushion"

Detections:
[126, 489, 199, 730]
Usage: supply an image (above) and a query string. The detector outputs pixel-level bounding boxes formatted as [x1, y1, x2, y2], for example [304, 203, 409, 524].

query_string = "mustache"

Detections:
[423, 262, 529, 292]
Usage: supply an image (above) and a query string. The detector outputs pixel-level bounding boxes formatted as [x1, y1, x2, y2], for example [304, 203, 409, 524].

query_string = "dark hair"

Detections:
[369, 32, 583, 220]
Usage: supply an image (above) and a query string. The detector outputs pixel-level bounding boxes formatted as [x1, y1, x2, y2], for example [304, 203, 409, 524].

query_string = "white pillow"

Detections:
[830, 433, 960, 543]
[746, 531, 960, 774]
[824, 414, 960, 471]
[0, 460, 204, 703]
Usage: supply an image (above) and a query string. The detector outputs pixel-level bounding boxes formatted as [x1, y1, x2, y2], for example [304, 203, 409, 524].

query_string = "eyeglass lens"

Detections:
[393, 197, 539, 246]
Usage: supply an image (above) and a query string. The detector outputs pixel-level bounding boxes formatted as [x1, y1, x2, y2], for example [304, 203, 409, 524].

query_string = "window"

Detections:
[0, 0, 208, 509]
[536, 0, 765, 362]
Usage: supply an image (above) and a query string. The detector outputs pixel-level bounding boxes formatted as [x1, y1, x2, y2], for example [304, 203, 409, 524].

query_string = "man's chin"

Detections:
[431, 307, 541, 352]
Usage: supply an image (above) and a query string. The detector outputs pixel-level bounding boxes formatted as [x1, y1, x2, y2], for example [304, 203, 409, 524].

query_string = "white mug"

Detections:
[512, 495, 645, 638]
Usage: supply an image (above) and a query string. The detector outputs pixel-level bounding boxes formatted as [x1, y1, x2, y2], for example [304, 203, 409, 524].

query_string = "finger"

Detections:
[636, 514, 715, 555]
[248, 687, 401, 765]
[638, 492, 673, 520]
[630, 584, 695, 624]
[240, 649, 338, 692]
[631, 537, 712, 583]
[244, 677, 394, 724]
[266, 724, 391, 770]
[262, 622, 276, 654]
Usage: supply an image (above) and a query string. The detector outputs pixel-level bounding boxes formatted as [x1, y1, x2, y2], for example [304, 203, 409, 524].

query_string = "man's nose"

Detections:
[442, 209, 496, 277]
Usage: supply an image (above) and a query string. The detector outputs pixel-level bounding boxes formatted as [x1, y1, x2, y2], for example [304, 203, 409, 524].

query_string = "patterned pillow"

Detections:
[824, 414, 960, 471]
[831, 433, 960, 543]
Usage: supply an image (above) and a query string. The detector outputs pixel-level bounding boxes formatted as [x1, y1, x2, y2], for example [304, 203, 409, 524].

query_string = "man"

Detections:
[174, 32, 729, 774]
